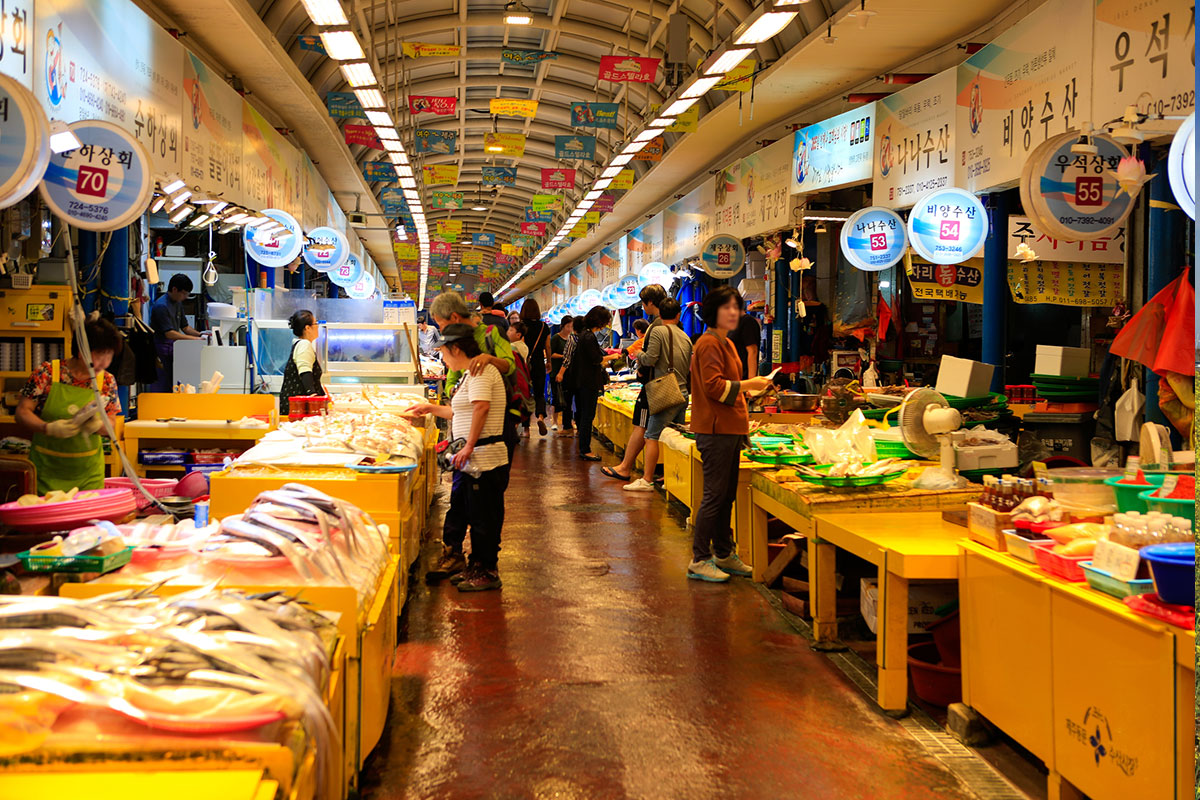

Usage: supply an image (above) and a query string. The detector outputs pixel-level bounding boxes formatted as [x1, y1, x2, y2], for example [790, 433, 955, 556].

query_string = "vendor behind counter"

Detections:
[147, 273, 203, 392]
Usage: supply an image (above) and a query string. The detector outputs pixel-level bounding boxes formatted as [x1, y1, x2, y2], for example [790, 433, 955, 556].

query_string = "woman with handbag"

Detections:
[571, 306, 621, 462]
[624, 298, 691, 492]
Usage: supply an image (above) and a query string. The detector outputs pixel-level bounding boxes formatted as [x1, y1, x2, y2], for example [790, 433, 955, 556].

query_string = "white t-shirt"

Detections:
[449, 364, 508, 475]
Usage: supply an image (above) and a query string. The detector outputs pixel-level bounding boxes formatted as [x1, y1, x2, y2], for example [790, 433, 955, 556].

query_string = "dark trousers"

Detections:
[442, 464, 508, 570]
[693, 433, 742, 562]
[574, 390, 598, 455]
[556, 381, 574, 429]
[528, 357, 547, 418]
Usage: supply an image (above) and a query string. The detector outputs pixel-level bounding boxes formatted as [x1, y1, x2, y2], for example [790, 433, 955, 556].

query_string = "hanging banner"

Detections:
[555, 134, 596, 160]
[909, 260, 985, 303]
[570, 102, 620, 128]
[414, 129, 457, 155]
[662, 184, 714, 265]
[792, 104, 876, 194]
[496, 253, 515, 264]
[401, 42, 461, 58]
[956, 0, 1092, 193]
[1167, 113, 1195, 219]
[699, 235, 746, 279]
[381, 187, 407, 214]
[1007, 260, 1123, 306]
[501, 48, 558, 65]
[325, 91, 364, 119]
[568, 221, 588, 238]
[432, 191, 463, 208]
[714, 138, 792, 237]
[431, 241, 451, 256]
[344, 124, 382, 149]
[438, 220, 464, 235]
[541, 168, 575, 189]
[907, 188, 989, 264]
[531, 194, 561, 212]
[422, 164, 459, 184]
[651, 104, 699, 132]
[520, 222, 546, 236]
[501, 243, 521, 256]
[489, 98, 538, 118]
[435, 230, 458, 243]
[593, 192, 616, 213]
[841, 207, 908, 272]
[634, 138, 664, 162]
[873, 68, 956, 209]
[598, 56, 660, 83]
[1008, 215, 1126, 263]
[363, 161, 397, 181]
[472, 232, 496, 247]
[329, 254, 364, 288]
[481, 165, 517, 186]
[297, 34, 325, 54]
[610, 169, 634, 190]
[1092, 0, 1195, 123]
[408, 95, 457, 115]
[183, 52, 244, 205]
[1020, 132, 1133, 241]
[526, 207, 553, 222]
[483, 132, 526, 156]
[462, 251, 483, 266]
[512, 234, 536, 248]
[714, 60, 756, 93]
[244, 208, 303, 268]
[40, 120, 152, 231]
[582, 211, 600, 224]
[302, 226, 349, 272]
[393, 242, 418, 261]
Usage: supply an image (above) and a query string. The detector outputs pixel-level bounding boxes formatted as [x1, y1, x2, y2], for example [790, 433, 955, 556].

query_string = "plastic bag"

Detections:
[802, 410, 877, 465]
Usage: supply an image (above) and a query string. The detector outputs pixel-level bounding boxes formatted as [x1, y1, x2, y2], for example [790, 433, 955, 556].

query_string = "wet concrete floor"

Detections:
[362, 432, 978, 800]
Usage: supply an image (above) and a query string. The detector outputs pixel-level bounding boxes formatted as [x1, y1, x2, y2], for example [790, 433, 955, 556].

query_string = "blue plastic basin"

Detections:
[1140, 543, 1195, 607]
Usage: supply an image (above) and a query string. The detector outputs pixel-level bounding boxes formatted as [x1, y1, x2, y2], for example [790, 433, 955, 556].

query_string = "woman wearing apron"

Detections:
[16, 318, 122, 494]
[279, 310, 323, 415]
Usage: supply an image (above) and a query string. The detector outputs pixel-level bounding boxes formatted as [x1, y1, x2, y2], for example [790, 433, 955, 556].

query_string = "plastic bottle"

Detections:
[1146, 518, 1167, 545]
[983, 476, 998, 509]
[998, 479, 1014, 512]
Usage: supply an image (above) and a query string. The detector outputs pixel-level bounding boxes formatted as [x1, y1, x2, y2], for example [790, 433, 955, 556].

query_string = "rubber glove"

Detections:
[44, 419, 81, 438]
[81, 413, 106, 435]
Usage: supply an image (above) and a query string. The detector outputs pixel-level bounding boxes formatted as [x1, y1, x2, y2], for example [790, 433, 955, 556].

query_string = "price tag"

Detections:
[1158, 474, 1178, 497]
[1032, 461, 1048, 478]
[1091, 539, 1141, 582]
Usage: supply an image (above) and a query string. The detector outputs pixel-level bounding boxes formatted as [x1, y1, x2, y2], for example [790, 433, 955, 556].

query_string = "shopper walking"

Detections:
[570, 306, 620, 462]
[601, 285, 665, 481]
[687, 286, 772, 582]
[478, 292, 509, 333]
[551, 321, 574, 435]
[624, 298, 691, 492]
[410, 324, 508, 591]
[520, 299, 552, 436]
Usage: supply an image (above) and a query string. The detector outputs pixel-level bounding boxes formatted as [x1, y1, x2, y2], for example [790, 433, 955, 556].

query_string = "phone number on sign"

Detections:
[1143, 90, 1195, 117]
[67, 200, 110, 220]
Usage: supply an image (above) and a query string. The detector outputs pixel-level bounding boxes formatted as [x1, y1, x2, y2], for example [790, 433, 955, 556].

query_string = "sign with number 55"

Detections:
[39, 120, 153, 231]
[1021, 131, 1135, 241]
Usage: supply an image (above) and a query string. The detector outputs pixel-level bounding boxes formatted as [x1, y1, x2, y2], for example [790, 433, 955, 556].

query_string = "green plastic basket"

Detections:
[1080, 561, 1156, 599]
[794, 464, 909, 488]
[874, 440, 917, 459]
[944, 392, 1008, 409]
[745, 451, 813, 465]
[1104, 475, 1167, 513]
[17, 546, 133, 574]
[1137, 488, 1196, 526]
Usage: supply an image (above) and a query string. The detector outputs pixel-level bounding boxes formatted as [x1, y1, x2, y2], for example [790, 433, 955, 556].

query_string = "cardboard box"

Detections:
[935, 355, 995, 398]
[860, 578, 958, 634]
[1034, 345, 1090, 378]
[967, 501, 1013, 551]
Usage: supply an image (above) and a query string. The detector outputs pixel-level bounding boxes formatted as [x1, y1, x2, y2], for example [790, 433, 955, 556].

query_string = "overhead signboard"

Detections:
[1008, 215, 1125, 263]
[302, 226, 349, 272]
[873, 68, 956, 209]
[325, 92, 363, 119]
[1020, 132, 1135, 241]
[570, 102, 619, 128]
[0, 75, 49, 209]
[699, 235, 745, 279]
[330, 253, 364, 288]
[791, 104, 875, 194]
[183, 53, 243, 205]
[1008, 260, 1123, 306]
[555, 134, 595, 160]
[414, 129, 457, 155]
[40, 120, 152, 231]
[541, 168, 574, 189]
[422, 164, 459, 184]
[714, 137, 792, 237]
[909, 260, 985, 303]
[840, 207, 908, 272]
[401, 42, 460, 58]
[243, 101, 301, 215]
[244, 208, 303, 267]
[907, 188, 989, 264]
[598, 56, 660, 83]
[0, 0, 32, 87]
[408, 95, 456, 115]
[489, 98, 538, 118]
[481, 165, 516, 186]
[1092, 0, 1195, 123]
[1167, 113, 1194, 219]
[483, 131, 525, 156]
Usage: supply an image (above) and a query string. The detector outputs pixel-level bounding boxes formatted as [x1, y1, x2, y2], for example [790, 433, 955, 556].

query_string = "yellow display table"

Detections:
[959, 541, 1194, 800]
[125, 394, 276, 477]
[0, 769, 281, 800]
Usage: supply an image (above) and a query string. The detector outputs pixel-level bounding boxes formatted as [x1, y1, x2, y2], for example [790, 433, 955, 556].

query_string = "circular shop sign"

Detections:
[578, 288, 603, 311]
[1167, 112, 1194, 220]
[547, 304, 566, 325]
[840, 207, 908, 272]
[330, 253, 364, 288]
[302, 226, 349, 272]
[39, 120, 152, 231]
[638, 261, 675, 288]
[600, 282, 622, 310]
[245, 209, 303, 267]
[700, 234, 746, 279]
[614, 274, 641, 308]
[907, 188, 988, 265]
[0, 75, 50, 209]
[1020, 132, 1134, 241]
[346, 270, 376, 300]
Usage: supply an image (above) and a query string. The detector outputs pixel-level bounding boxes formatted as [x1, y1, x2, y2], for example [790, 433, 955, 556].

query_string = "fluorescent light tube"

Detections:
[733, 11, 797, 44]
[704, 48, 754, 75]
[321, 30, 364, 60]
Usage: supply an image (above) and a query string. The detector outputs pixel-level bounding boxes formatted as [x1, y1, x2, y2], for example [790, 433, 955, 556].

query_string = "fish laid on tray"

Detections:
[278, 410, 424, 462]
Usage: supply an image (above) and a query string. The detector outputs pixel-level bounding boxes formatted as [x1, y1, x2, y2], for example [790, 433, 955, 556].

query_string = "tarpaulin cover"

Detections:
[1110, 273, 1194, 376]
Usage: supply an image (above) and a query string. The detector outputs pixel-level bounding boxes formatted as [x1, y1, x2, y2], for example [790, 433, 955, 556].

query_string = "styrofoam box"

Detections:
[954, 441, 1018, 470]
[860, 578, 958, 634]
[935, 355, 995, 398]
[1034, 345, 1090, 378]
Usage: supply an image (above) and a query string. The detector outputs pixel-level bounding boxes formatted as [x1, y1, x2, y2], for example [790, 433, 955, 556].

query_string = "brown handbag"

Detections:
[644, 326, 686, 415]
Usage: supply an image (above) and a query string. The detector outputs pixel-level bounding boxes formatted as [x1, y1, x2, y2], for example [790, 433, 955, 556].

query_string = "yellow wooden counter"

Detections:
[959, 540, 1194, 800]
[0, 769, 281, 800]
[126, 394, 277, 477]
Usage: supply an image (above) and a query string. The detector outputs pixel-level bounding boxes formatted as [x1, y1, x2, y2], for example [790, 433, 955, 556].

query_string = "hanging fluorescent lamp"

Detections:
[584, 190, 603, 201]
[376, 127, 400, 140]
[621, 141, 649, 154]
[300, 0, 347, 26]
[389, 152, 409, 165]
[403, 190, 420, 201]
[365, 110, 392, 127]
[149, 193, 169, 214]
[168, 205, 194, 224]
[733, 11, 797, 45]
[704, 48, 753, 76]
[648, 117, 675, 128]
[48, 120, 81, 153]
[168, 190, 192, 210]
[396, 165, 414, 177]
[593, 178, 613, 189]
[188, 214, 215, 228]
[661, 98, 699, 117]
[610, 154, 634, 166]
[354, 88, 386, 108]
[382, 139, 404, 152]
[503, 0, 532, 24]
[600, 166, 624, 179]
[399, 176, 416, 189]
[680, 76, 722, 99]
[340, 62, 376, 87]
[320, 30, 365, 60]
[634, 129, 661, 142]
[161, 175, 186, 195]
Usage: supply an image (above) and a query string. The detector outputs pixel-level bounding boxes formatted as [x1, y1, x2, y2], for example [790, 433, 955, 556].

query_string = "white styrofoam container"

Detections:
[860, 578, 959, 634]
[1034, 345, 1091, 377]
[954, 441, 1018, 470]
[935, 355, 995, 398]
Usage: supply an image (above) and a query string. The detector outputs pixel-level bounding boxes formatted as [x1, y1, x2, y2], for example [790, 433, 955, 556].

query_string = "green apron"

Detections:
[30, 360, 105, 494]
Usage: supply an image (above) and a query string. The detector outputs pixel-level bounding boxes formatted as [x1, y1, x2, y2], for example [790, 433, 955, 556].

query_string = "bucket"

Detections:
[1104, 474, 1166, 513]
[926, 611, 961, 668]
[1137, 488, 1196, 527]
[907, 642, 962, 707]
[1140, 543, 1195, 607]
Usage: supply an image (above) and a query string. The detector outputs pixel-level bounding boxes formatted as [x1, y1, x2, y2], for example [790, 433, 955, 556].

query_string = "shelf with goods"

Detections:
[124, 393, 277, 477]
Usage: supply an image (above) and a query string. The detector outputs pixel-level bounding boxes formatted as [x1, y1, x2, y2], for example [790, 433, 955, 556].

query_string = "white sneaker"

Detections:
[713, 553, 752, 577]
[551, 423, 559, 431]
[622, 478, 655, 492]
[687, 559, 730, 582]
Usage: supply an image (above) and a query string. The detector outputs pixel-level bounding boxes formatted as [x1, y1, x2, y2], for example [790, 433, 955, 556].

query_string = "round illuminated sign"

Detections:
[1167, 113, 1194, 220]
[245, 209, 303, 267]
[907, 188, 988, 265]
[578, 288, 603, 312]
[346, 270, 376, 300]
[637, 261, 674, 288]
[39, 120, 152, 231]
[1021, 132, 1134, 241]
[302, 226, 349, 272]
[614, 274, 641, 309]
[330, 253, 364, 287]
[600, 283, 622, 310]
[547, 304, 566, 324]
[840, 207, 908, 272]
[0, 76, 49, 209]
[699, 235, 746, 279]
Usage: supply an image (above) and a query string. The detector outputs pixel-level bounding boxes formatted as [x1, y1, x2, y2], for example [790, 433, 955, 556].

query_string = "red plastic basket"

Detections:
[1030, 540, 1088, 582]
[104, 478, 178, 510]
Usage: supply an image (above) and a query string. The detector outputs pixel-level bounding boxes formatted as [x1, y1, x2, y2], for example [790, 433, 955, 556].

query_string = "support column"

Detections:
[773, 255, 789, 365]
[982, 191, 1009, 390]
[99, 226, 129, 318]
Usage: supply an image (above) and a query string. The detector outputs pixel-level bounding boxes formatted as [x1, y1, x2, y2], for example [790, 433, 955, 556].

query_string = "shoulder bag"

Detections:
[644, 326, 686, 415]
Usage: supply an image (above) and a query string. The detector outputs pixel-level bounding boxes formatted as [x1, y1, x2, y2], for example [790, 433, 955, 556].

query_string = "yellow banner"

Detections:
[1007, 261, 1123, 307]
[610, 169, 634, 190]
[393, 243, 418, 261]
[568, 221, 588, 238]
[584, 211, 600, 223]
[489, 98, 539, 118]
[501, 243, 522, 256]
[422, 164, 459, 184]
[462, 251, 483, 266]
[402, 42, 461, 58]
[908, 259, 984, 304]
[653, 103, 699, 132]
[714, 59, 756, 93]
[483, 132, 526, 157]
[437, 220, 464, 235]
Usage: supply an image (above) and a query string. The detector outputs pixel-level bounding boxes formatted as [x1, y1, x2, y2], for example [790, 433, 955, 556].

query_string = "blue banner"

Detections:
[298, 35, 326, 54]
[381, 189, 407, 214]
[481, 166, 517, 187]
[570, 102, 619, 129]
[501, 48, 558, 65]
[363, 161, 397, 181]
[414, 129, 458, 155]
[431, 254, 451, 268]
[525, 207, 553, 223]
[472, 232, 496, 247]
[325, 91, 363, 119]
[555, 134, 596, 160]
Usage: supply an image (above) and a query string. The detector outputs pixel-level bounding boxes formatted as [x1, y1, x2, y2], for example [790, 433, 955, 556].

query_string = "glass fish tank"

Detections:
[322, 323, 419, 384]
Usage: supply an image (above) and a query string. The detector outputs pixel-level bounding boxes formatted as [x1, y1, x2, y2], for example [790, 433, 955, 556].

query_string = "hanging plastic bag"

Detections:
[1114, 379, 1144, 442]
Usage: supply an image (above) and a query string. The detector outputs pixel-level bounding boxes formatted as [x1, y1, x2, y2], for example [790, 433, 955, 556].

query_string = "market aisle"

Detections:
[361, 433, 976, 800]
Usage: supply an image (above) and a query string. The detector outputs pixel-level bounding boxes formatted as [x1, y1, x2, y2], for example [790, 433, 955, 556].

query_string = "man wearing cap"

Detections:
[147, 273, 202, 392]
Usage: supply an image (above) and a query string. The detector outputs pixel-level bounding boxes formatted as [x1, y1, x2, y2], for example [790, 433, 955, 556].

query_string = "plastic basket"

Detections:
[1104, 475, 1167, 513]
[10, 274, 32, 290]
[745, 451, 813, 465]
[1030, 540, 1088, 582]
[17, 546, 133, 574]
[793, 464, 908, 488]
[1080, 561, 1155, 599]
[1137, 488, 1196, 527]
[874, 440, 917, 459]
[1140, 543, 1195, 607]
[1003, 529, 1051, 563]
[103, 477, 178, 511]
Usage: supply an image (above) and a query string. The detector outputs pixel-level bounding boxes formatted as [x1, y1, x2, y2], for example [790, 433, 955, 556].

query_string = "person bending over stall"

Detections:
[279, 310, 323, 415]
[17, 317, 123, 494]
[687, 286, 772, 583]
[410, 324, 509, 592]
[571, 306, 621, 462]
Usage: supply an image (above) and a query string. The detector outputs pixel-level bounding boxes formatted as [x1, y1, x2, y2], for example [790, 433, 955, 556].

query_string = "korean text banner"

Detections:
[462, 251, 483, 266]
[402, 42, 461, 58]
[381, 188, 406, 213]
[610, 169, 634, 190]
[432, 191, 463, 208]
[422, 164, 459, 184]
[489, 98, 538, 118]
[408, 95, 457, 115]
[571, 102, 620, 128]
[501, 243, 521, 256]
[363, 161, 397, 181]
[297, 35, 324, 54]
[481, 165, 517, 186]
[415, 129, 458, 155]
[513, 234, 536, 248]
[526, 207, 553, 222]
[531, 194, 561, 212]
[599, 56, 660, 82]
[439, 220, 464, 235]
[483, 132, 526, 156]
[242, 102, 303, 215]
[791, 104, 875, 194]
[908, 260, 984, 304]
[555, 135, 596, 160]
[1007, 260, 1123, 306]
[651, 104, 699, 132]
[1008, 216, 1125, 264]
[431, 241, 451, 255]
[472, 232, 496, 246]
[183, 51, 244, 206]
[541, 168, 575, 189]
[325, 91, 364, 119]
[501, 48, 558, 65]
[594, 193, 616, 213]
[394, 242, 418, 260]
[1092, 0, 1194, 122]
[715, 59, 756, 92]
[634, 138, 663, 162]
[521, 222, 546, 235]
[344, 124, 381, 149]
[872, 68, 956, 209]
